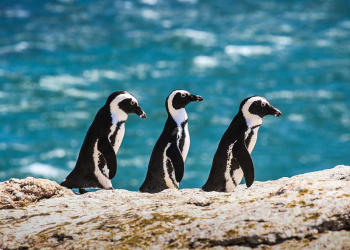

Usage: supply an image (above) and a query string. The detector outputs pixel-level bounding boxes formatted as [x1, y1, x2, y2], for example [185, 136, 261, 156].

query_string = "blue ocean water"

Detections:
[0, 0, 349, 191]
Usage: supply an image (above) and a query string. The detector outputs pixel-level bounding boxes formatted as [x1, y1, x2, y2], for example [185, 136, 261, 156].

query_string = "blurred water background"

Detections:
[0, 0, 349, 190]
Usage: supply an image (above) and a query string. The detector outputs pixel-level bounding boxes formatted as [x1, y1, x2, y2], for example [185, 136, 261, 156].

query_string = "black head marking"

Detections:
[118, 98, 147, 119]
[107, 91, 146, 119]
[165, 90, 203, 113]
[241, 96, 282, 119]
[106, 91, 127, 104]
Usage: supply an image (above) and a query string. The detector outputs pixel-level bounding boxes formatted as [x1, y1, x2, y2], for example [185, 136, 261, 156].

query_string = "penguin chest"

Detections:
[225, 141, 243, 191]
[163, 143, 178, 189]
[179, 123, 190, 161]
[93, 140, 113, 188]
[245, 127, 259, 154]
[108, 121, 125, 153]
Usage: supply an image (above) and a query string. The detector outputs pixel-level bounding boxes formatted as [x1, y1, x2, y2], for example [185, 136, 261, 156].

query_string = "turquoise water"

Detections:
[0, 0, 349, 190]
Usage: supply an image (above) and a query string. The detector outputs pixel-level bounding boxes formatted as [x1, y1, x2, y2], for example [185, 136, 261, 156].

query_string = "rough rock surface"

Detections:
[0, 165, 349, 249]
[0, 177, 74, 209]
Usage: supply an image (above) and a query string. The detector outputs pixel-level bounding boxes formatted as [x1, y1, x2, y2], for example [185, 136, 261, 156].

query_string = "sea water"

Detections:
[0, 0, 349, 190]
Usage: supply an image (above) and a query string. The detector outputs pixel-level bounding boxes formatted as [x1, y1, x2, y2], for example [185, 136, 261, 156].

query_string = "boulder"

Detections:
[0, 165, 349, 249]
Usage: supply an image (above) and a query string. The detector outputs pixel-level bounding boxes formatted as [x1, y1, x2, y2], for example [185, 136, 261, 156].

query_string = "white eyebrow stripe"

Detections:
[109, 92, 138, 121]
[241, 96, 268, 127]
[167, 90, 190, 124]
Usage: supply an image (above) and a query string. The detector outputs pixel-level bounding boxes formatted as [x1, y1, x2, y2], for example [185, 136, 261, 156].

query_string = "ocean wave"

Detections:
[173, 29, 217, 46]
[141, 9, 160, 20]
[266, 90, 334, 100]
[21, 163, 66, 179]
[1, 8, 30, 18]
[40, 149, 66, 160]
[39, 74, 86, 91]
[225, 45, 272, 57]
[119, 156, 149, 168]
[0, 42, 29, 55]
[83, 69, 127, 82]
[193, 56, 218, 68]
[141, 0, 158, 5]
[288, 114, 305, 123]
[64, 88, 101, 100]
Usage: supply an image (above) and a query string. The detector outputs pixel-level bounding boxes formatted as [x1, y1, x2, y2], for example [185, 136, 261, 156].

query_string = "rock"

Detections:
[0, 177, 74, 209]
[0, 166, 350, 249]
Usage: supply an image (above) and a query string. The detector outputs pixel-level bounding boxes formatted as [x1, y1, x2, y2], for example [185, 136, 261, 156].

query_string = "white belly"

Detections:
[225, 126, 259, 191]
[109, 123, 125, 153]
[93, 140, 113, 189]
[163, 144, 178, 189]
[225, 141, 245, 191]
[180, 124, 190, 161]
[245, 127, 259, 153]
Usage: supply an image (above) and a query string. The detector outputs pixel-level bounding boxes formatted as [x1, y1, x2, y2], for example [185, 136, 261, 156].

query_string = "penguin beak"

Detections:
[189, 94, 204, 102]
[135, 106, 147, 119]
[269, 105, 282, 117]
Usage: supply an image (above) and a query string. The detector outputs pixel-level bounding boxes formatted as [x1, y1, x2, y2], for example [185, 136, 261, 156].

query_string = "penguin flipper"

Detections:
[166, 143, 184, 183]
[97, 136, 117, 179]
[233, 137, 255, 188]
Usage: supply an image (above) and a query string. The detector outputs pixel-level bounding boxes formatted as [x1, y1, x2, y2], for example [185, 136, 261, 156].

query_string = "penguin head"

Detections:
[166, 90, 203, 112]
[107, 91, 147, 120]
[240, 96, 282, 125]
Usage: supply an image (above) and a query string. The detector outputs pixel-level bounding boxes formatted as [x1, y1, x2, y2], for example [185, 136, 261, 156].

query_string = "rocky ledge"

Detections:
[1, 165, 350, 250]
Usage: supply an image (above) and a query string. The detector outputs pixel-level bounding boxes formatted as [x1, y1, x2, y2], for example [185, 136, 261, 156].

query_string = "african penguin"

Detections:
[202, 96, 282, 192]
[61, 91, 146, 194]
[139, 90, 203, 193]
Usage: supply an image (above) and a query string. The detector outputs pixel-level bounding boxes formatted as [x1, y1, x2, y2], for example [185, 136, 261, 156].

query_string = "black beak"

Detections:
[269, 105, 282, 117]
[135, 106, 147, 119]
[189, 94, 203, 102]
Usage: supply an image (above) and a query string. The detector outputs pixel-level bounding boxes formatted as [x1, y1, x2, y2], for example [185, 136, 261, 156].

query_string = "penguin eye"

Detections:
[261, 102, 266, 107]
[181, 93, 186, 98]
[130, 100, 136, 105]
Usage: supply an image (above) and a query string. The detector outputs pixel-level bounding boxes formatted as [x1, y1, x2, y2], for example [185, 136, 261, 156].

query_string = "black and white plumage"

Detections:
[202, 96, 282, 192]
[139, 90, 203, 193]
[61, 91, 146, 194]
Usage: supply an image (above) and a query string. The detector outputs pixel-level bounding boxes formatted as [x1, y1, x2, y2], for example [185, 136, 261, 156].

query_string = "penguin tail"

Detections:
[60, 178, 75, 189]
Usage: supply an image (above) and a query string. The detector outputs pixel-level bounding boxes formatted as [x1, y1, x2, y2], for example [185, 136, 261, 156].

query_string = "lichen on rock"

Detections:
[0, 165, 350, 249]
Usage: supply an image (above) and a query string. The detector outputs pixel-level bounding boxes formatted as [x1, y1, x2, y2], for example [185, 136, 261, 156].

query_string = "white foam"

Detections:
[64, 88, 100, 100]
[83, 69, 127, 81]
[288, 114, 305, 123]
[22, 163, 65, 179]
[268, 36, 292, 46]
[266, 90, 333, 100]
[0, 42, 29, 55]
[40, 74, 86, 91]
[4, 9, 30, 18]
[141, 0, 158, 5]
[193, 56, 218, 68]
[40, 148, 66, 160]
[225, 45, 272, 57]
[174, 29, 216, 46]
[119, 156, 148, 168]
[141, 9, 160, 20]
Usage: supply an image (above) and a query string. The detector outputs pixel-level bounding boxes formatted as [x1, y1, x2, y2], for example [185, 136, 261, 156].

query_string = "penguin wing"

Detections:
[233, 136, 254, 188]
[166, 142, 185, 183]
[97, 136, 117, 179]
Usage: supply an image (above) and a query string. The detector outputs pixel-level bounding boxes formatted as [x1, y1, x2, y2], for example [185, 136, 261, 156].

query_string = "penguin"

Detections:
[139, 90, 203, 193]
[61, 91, 146, 194]
[202, 96, 282, 192]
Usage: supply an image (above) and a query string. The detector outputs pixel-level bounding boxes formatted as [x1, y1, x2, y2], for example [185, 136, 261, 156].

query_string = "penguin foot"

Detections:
[79, 188, 88, 194]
